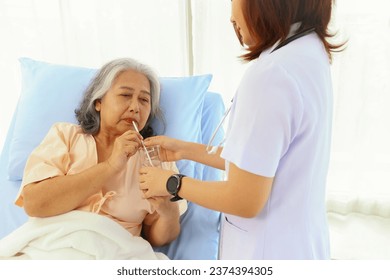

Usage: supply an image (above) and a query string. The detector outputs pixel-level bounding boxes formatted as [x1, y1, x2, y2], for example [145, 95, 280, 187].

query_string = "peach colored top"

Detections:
[15, 122, 177, 237]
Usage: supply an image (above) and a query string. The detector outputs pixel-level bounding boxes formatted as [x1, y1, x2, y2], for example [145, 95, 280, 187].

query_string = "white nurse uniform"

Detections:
[220, 25, 333, 260]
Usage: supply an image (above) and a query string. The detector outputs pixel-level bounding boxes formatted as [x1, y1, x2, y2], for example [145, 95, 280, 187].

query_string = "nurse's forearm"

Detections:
[178, 163, 273, 218]
[181, 141, 225, 170]
[178, 178, 253, 217]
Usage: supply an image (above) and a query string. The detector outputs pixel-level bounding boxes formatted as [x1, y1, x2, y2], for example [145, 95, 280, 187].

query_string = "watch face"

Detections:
[166, 175, 179, 195]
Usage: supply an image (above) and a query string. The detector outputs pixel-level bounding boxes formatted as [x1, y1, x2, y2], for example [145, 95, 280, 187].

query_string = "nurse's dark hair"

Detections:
[235, 0, 345, 62]
[75, 58, 164, 138]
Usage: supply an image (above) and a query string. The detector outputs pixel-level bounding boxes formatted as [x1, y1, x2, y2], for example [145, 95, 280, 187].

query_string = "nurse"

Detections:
[139, 0, 345, 259]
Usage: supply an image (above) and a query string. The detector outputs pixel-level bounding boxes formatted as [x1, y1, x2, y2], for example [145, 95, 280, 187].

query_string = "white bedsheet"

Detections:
[0, 210, 168, 260]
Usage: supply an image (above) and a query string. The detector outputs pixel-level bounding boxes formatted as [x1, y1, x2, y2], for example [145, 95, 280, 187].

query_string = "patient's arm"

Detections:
[22, 128, 141, 218]
[22, 161, 118, 218]
[141, 197, 180, 247]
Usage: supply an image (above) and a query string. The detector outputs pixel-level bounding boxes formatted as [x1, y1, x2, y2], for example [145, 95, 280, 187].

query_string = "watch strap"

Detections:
[169, 174, 186, 202]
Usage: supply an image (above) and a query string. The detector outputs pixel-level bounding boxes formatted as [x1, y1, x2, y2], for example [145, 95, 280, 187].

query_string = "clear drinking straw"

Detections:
[132, 121, 154, 167]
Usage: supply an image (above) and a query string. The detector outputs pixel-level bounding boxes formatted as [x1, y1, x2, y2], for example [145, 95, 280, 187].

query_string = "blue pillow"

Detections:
[7, 57, 211, 180]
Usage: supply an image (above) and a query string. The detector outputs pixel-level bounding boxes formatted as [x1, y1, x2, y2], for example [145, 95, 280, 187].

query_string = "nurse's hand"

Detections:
[143, 136, 185, 162]
[139, 167, 174, 198]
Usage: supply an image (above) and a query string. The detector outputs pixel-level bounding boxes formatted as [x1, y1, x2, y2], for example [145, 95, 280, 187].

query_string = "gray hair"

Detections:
[75, 58, 163, 136]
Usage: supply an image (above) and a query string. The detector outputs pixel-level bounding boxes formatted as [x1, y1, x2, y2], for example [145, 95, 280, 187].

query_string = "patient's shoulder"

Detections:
[50, 122, 83, 135]
[50, 122, 80, 130]
[46, 122, 87, 145]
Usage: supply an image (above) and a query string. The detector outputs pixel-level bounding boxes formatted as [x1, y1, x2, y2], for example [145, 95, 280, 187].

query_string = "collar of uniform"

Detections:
[262, 21, 302, 57]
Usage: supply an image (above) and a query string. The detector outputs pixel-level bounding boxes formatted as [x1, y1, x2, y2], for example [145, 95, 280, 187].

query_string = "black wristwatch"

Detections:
[166, 174, 186, 202]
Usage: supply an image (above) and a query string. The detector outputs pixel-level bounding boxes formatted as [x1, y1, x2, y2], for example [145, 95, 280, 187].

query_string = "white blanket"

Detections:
[0, 210, 168, 260]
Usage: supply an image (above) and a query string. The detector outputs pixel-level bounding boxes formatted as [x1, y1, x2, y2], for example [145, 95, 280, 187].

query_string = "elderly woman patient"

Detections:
[0, 58, 181, 260]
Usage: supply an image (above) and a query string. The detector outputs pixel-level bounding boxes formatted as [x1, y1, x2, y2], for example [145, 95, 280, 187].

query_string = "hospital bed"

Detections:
[0, 58, 225, 260]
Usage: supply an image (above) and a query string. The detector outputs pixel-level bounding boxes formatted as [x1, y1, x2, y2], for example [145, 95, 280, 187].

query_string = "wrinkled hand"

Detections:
[139, 167, 175, 198]
[106, 130, 142, 172]
[143, 136, 184, 162]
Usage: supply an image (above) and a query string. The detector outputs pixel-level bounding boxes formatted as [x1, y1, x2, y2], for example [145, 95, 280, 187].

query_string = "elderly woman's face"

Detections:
[95, 69, 152, 136]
